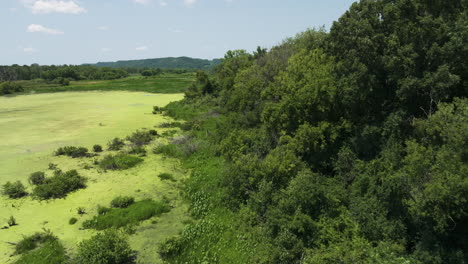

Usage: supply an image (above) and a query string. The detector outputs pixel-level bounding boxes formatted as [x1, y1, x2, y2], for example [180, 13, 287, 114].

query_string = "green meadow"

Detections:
[0, 91, 189, 263]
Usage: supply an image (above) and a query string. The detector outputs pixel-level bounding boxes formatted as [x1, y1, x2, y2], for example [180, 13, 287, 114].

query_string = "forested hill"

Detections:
[87, 57, 221, 70]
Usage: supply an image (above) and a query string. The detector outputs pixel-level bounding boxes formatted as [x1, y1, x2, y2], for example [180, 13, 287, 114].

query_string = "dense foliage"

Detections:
[75, 229, 134, 264]
[159, 0, 468, 263]
[99, 154, 143, 170]
[32, 170, 86, 200]
[2, 181, 28, 199]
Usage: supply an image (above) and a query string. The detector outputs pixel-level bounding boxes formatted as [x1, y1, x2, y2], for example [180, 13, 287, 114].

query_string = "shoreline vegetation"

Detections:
[1, 0, 467, 263]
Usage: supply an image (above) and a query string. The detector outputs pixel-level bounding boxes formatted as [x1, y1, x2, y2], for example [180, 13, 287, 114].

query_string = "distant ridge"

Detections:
[86, 56, 221, 70]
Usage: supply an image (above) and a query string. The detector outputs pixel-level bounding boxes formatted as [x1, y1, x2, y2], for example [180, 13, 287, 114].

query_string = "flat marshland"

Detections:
[0, 90, 189, 263]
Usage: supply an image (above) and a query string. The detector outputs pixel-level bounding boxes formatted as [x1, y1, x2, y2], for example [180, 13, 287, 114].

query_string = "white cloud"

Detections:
[23, 0, 86, 14]
[159, 1, 167, 6]
[133, 0, 151, 4]
[27, 24, 64, 35]
[23, 47, 38, 53]
[184, 0, 197, 6]
[97, 26, 109, 31]
[101, 48, 111, 52]
[168, 27, 183, 33]
[135, 46, 148, 51]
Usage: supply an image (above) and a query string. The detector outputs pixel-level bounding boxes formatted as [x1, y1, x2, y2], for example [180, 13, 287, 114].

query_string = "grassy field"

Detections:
[13, 73, 194, 94]
[0, 91, 190, 263]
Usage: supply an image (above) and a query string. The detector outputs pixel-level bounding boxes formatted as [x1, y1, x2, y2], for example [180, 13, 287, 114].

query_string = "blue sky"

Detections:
[1, 0, 355, 65]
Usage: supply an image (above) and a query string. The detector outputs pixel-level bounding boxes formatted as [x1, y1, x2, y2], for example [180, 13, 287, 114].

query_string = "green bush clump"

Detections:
[99, 154, 143, 170]
[82, 200, 170, 230]
[149, 129, 158, 136]
[127, 130, 154, 146]
[2, 181, 28, 199]
[69, 217, 78, 225]
[29, 171, 46, 185]
[75, 229, 134, 264]
[15, 239, 67, 264]
[0, 82, 23, 95]
[15, 230, 57, 255]
[93, 144, 103, 152]
[107, 137, 125, 151]
[54, 146, 89, 158]
[128, 146, 147, 156]
[32, 170, 86, 200]
[111, 196, 135, 208]
[14, 230, 68, 264]
[158, 173, 176, 182]
[97, 205, 111, 215]
[159, 237, 183, 260]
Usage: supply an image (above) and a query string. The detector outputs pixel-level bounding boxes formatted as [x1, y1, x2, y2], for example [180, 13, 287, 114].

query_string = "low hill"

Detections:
[88, 57, 221, 70]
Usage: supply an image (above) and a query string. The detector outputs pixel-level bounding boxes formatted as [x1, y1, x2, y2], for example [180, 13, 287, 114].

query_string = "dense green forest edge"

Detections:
[155, 0, 467, 263]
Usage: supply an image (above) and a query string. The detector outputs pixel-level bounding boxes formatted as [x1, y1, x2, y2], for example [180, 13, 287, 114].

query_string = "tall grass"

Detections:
[82, 200, 170, 230]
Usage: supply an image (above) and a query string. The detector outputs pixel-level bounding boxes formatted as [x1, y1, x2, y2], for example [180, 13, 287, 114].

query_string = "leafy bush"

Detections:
[75, 229, 134, 264]
[77, 207, 86, 215]
[107, 137, 125, 151]
[82, 200, 170, 230]
[128, 146, 146, 156]
[158, 173, 176, 182]
[54, 146, 89, 158]
[158, 121, 182, 128]
[152, 105, 162, 114]
[111, 196, 135, 208]
[149, 129, 158, 136]
[48, 163, 58, 170]
[69, 217, 78, 225]
[2, 181, 28, 198]
[15, 239, 68, 264]
[159, 237, 183, 260]
[127, 130, 154, 146]
[0, 82, 23, 95]
[93, 144, 103, 152]
[32, 170, 86, 200]
[29, 171, 46, 185]
[97, 205, 111, 215]
[15, 230, 57, 255]
[99, 154, 143, 170]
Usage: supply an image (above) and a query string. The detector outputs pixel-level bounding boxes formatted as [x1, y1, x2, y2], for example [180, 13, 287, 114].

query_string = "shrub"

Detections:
[152, 105, 162, 114]
[77, 207, 86, 215]
[75, 229, 134, 264]
[32, 170, 86, 200]
[158, 173, 176, 182]
[54, 146, 89, 158]
[107, 138, 125, 151]
[29, 171, 46, 185]
[82, 200, 170, 230]
[15, 230, 57, 255]
[159, 237, 183, 260]
[152, 144, 182, 158]
[48, 163, 58, 170]
[8, 216, 17, 226]
[69, 217, 78, 225]
[2, 181, 28, 199]
[99, 154, 143, 170]
[111, 196, 135, 208]
[15, 239, 67, 264]
[128, 146, 146, 156]
[14, 230, 68, 264]
[97, 205, 111, 216]
[93, 144, 103, 152]
[127, 130, 154, 146]
[0, 82, 23, 95]
[149, 129, 158, 136]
